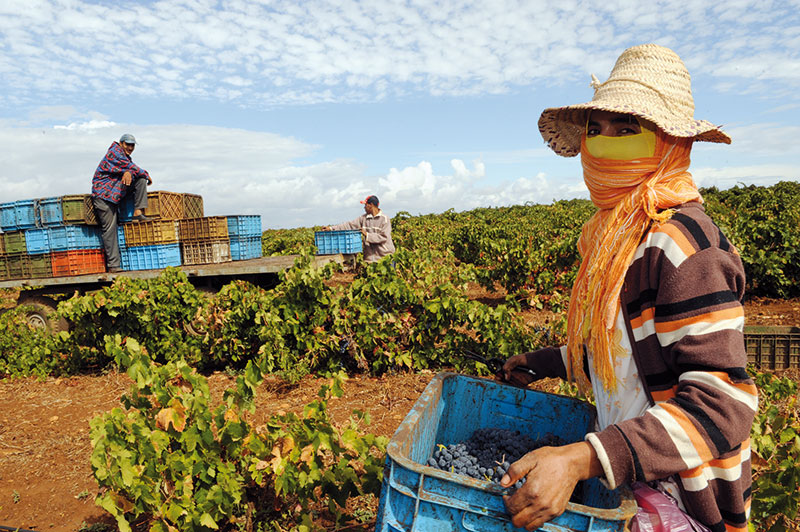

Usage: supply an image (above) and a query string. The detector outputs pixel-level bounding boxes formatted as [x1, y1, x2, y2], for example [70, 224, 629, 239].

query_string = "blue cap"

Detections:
[360, 195, 379, 206]
[119, 133, 136, 145]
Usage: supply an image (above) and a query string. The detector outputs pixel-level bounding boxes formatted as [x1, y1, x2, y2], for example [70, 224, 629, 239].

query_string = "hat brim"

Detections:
[538, 102, 731, 158]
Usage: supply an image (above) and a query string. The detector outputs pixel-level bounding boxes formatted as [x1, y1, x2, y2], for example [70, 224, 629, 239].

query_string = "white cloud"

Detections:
[0, 1, 797, 109]
[54, 120, 118, 131]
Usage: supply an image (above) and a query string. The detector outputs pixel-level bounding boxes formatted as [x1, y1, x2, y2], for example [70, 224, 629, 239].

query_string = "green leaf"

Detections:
[199, 512, 219, 530]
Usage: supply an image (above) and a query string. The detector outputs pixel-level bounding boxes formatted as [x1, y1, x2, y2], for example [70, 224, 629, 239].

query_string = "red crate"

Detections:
[51, 249, 107, 277]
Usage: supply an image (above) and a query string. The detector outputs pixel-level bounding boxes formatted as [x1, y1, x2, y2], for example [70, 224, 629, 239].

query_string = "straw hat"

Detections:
[538, 44, 731, 157]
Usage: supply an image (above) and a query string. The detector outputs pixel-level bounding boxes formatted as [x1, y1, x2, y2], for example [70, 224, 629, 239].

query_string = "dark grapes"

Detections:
[426, 428, 566, 491]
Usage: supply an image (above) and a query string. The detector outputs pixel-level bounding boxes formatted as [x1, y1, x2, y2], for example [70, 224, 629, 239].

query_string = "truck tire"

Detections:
[17, 295, 70, 334]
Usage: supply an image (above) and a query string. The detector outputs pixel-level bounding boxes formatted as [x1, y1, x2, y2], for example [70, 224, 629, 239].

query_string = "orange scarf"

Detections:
[566, 131, 701, 392]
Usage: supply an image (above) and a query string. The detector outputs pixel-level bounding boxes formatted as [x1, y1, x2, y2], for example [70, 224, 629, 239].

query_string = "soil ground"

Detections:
[1, 283, 798, 532]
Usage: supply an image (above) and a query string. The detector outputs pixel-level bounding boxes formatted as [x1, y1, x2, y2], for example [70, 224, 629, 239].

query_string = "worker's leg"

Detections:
[132, 177, 149, 214]
[92, 196, 121, 269]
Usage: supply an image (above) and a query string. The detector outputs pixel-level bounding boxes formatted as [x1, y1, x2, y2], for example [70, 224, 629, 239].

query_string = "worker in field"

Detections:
[323, 195, 396, 262]
[91, 133, 152, 273]
[497, 44, 756, 532]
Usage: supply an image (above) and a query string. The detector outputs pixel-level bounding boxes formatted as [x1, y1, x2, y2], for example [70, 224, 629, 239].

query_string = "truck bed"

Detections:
[0, 254, 347, 291]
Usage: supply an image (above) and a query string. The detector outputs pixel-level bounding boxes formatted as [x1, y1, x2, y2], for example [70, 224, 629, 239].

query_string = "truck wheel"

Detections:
[18, 296, 70, 334]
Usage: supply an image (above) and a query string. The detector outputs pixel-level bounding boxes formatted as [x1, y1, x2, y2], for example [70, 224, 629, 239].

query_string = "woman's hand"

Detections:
[501, 442, 602, 530]
[495, 353, 537, 388]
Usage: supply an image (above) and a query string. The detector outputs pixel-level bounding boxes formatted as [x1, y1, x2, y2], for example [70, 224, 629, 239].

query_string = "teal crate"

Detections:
[39, 197, 63, 226]
[226, 215, 261, 237]
[15, 199, 38, 229]
[47, 226, 102, 251]
[230, 235, 262, 260]
[0, 202, 15, 231]
[314, 230, 362, 255]
[25, 228, 50, 254]
[121, 243, 181, 271]
[118, 195, 135, 222]
[375, 373, 636, 532]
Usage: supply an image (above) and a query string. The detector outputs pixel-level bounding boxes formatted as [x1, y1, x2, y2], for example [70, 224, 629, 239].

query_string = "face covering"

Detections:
[584, 125, 657, 160]
[565, 129, 701, 393]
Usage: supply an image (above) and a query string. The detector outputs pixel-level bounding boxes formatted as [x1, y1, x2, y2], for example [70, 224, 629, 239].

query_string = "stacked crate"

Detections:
[178, 217, 231, 265]
[227, 215, 263, 260]
[0, 235, 6, 280]
[1, 191, 263, 279]
[120, 220, 182, 271]
[48, 226, 106, 276]
[61, 194, 98, 225]
[0, 197, 105, 280]
[121, 191, 196, 270]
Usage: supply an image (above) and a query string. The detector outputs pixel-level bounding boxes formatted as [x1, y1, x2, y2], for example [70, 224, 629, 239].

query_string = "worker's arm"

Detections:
[329, 215, 365, 231]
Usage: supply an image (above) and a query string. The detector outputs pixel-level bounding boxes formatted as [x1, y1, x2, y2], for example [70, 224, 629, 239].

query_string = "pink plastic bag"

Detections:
[629, 482, 712, 532]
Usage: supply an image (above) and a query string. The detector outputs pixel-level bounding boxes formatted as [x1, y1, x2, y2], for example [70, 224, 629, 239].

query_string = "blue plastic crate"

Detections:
[38, 197, 63, 226]
[117, 226, 126, 247]
[25, 228, 50, 254]
[121, 243, 181, 271]
[314, 230, 362, 255]
[47, 226, 103, 251]
[229, 235, 262, 260]
[226, 215, 261, 237]
[14, 200, 38, 230]
[0, 202, 16, 231]
[118, 195, 135, 222]
[375, 373, 636, 532]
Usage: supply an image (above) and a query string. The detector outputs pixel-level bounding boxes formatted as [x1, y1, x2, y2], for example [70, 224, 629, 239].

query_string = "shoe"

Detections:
[133, 214, 151, 222]
[108, 267, 123, 273]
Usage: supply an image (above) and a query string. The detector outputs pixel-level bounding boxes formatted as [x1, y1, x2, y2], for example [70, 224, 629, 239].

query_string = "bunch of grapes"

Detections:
[426, 428, 566, 490]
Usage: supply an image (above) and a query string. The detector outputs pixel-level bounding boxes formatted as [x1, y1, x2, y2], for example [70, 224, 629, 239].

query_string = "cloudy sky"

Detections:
[1, 0, 799, 229]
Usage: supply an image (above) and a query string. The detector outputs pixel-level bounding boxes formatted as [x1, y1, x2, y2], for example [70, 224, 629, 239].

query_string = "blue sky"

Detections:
[1, 0, 799, 229]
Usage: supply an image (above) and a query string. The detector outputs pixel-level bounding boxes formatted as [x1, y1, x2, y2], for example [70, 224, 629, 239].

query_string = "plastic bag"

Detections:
[629, 482, 712, 532]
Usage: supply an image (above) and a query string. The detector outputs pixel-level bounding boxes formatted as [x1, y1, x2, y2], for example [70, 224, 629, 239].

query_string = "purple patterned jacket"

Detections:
[91, 142, 150, 204]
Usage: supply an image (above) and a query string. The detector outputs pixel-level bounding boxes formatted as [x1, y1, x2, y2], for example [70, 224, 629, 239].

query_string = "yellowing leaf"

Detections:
[270, 435, 295, 460]
[270, 455, 285, 475]
[155, 400, 187, 432]
[112, 491, 134, 513]
[299, 444, 315, 466]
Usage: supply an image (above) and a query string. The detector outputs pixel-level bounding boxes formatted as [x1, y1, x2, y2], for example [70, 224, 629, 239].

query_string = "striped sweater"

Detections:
[526, 202, 757, 531]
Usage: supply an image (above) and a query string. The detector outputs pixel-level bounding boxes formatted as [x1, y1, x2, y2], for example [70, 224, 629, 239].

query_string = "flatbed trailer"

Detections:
[0, 254, 351, 332]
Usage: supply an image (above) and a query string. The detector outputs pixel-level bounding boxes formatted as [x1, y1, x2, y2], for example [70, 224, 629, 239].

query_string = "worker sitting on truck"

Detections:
[91, 133, 152, 273]
[323, 195, 395, 263]
[497, 44, 757, 532]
